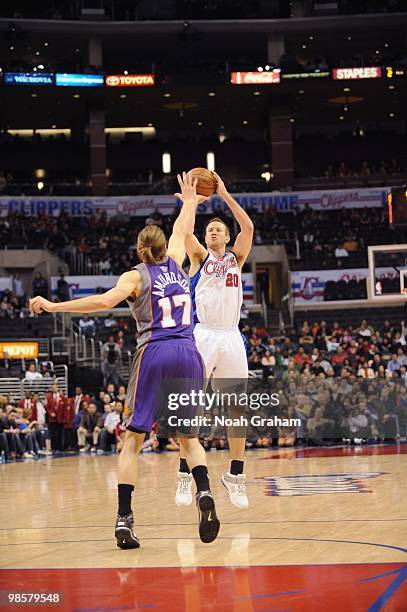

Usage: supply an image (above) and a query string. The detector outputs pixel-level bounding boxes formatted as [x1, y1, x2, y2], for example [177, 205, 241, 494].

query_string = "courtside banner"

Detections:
[50, 273, 255, 304]
[230, 70, 281, 84]
[0, 188, 389, 218]
[292, 267, 398, 303]
[332, 67, 382, 80]
[105, 74, 155, 87]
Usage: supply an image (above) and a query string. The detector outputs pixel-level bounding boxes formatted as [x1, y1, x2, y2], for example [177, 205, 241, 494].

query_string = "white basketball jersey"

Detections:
[191, 250, 242, 329]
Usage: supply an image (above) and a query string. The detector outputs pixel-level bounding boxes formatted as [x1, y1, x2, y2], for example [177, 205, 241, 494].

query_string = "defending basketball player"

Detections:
[175, 172, 254, 509]
[29, 172, 220, 548]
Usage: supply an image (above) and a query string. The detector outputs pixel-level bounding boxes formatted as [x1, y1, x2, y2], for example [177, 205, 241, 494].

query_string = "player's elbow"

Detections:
[245, 220, 255, 234]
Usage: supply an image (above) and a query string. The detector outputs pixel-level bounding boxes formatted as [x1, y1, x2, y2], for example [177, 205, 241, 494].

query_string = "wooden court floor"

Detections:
[0, 444, 406, 611]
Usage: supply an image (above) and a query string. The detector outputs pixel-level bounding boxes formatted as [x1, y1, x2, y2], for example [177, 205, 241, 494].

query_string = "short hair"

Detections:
[205, 217, 230, 236]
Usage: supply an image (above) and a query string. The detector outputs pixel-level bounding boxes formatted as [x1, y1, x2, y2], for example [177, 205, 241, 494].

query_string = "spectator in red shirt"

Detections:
[44, 383, 68, 452]
[331, 347, 348, 374]
[293, 347, 311, 367]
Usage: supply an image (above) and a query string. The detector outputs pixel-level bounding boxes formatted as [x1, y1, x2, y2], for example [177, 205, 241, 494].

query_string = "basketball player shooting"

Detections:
[176, 172, 254, 509]
[29, 172, 220, 548]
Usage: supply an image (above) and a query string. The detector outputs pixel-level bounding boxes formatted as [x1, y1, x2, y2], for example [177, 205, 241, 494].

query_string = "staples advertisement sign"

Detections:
[332, 67, 382, 80]
[105, 74, 155, 87]
[231, 70, 281, 85]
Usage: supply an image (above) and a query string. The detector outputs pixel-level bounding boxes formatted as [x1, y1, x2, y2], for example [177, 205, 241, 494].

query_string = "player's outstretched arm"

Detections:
[168, 172, 205, 267]
[29, 270, 141, 314]
[213, 171, 254, 267]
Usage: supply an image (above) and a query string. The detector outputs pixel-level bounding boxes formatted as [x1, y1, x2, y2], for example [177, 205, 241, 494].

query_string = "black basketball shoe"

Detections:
[196, 491, 220, 544]
[115, 513, 140, 549]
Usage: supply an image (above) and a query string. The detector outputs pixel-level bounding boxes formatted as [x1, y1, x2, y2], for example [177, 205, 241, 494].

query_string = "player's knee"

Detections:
[180, 436, 199, 453]
[123, 431, 145, 454]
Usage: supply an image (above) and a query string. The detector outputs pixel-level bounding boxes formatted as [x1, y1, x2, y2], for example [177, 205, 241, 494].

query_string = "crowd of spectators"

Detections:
[0, 381, 186, 461]
[250, 203, 407, 272]
[2, 201, 407, 278]
[241, 317, 407, 443]
[1, 313, 407, 462]
[323, 159, 404, 180]
[0, 284, 31, 320]
[1, 202, 406, 293]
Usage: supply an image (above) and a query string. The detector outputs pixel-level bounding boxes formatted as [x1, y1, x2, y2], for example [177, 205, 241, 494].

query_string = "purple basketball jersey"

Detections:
[127, 257, 193, 347]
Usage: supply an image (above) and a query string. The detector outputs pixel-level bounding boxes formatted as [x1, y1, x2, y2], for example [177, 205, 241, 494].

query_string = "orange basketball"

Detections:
[188, 167, 217, 197]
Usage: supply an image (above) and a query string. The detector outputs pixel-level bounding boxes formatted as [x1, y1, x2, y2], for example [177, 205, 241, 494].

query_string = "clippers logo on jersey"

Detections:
[203, 255, 238, 278]
[191, 251, 242, 328]
[152, 271, 189, 298]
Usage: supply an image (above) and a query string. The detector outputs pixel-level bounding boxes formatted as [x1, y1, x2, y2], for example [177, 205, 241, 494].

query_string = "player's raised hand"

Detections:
[29, 296, 55, 314]
[212, 171, 228, 198]
[174, 172, 208, 205]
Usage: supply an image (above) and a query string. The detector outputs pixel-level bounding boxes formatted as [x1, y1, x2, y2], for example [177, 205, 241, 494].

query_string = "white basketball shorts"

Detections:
[193, 323, 248, 383]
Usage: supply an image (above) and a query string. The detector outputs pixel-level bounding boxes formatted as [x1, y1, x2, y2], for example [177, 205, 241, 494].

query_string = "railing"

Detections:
[51, 337, 69, 357]
[0, 378, 23, 401]
[53, 312, 66, 337]
[248, 370, 262, 379]
[65, 251, 101, 275]
[1, 365, 68, 400]
[4, 174, 404, 199]
[72, 331, 85, 363]
[118, 350, 133, 384]
[261, 299, 268, 327]
[278, 311, 285, 334]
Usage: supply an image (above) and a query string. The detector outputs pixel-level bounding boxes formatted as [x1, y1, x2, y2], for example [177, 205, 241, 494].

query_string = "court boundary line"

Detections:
[0, 517, 406, 531]
[0, 536, 406, 555]
[1, 561, 406, 571]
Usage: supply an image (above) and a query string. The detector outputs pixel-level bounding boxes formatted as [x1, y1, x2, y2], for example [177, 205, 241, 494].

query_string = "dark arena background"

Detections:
[0, 1, 407, 610]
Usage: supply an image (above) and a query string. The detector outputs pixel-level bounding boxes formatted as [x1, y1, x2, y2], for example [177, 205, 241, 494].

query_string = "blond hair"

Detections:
[137, 225, 167, 264]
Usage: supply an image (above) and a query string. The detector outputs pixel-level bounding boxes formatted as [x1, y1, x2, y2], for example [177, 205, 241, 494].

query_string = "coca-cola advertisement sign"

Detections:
[230, 70, 281, 85]
[105, 74, 155, 87]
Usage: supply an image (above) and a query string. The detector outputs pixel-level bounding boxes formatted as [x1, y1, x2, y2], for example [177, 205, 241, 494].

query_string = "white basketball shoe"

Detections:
[221, 472, 249, 508]
[175, 471, 193, 506]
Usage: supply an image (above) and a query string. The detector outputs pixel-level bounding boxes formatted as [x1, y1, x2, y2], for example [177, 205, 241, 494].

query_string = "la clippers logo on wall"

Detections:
[299, 276, 322, 300]
[204, 256, 237, 277]
[260, 472, 385, 496]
